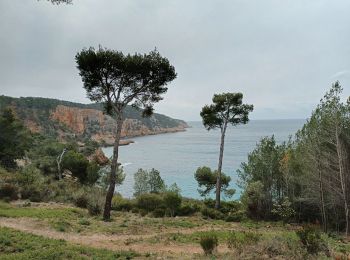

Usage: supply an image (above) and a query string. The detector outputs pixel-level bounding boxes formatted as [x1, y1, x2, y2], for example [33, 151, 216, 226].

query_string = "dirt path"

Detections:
[0, 217, 232, 256]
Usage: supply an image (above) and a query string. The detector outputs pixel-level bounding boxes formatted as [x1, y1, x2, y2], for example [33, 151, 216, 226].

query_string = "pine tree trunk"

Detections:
[317, 158, 327, 232]
[215, 123, 227, 209]
[335, 127, 349, 236]
[103, 112, 124, 221]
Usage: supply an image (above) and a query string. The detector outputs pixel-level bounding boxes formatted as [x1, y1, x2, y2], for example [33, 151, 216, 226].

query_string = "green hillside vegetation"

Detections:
[0, 95, 187, 138]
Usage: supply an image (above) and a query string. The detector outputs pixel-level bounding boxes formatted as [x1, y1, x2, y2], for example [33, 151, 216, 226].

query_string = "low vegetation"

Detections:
[0, 226, 138, 259]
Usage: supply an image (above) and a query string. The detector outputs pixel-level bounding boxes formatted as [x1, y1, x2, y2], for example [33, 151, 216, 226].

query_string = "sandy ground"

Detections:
[0, 216, 232, 257]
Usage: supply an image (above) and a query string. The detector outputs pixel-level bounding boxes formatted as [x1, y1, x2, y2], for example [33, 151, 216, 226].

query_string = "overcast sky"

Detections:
[0, 0, 349, 121]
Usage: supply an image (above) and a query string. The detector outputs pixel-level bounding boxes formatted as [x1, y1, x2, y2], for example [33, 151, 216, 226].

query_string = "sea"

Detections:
[103, 119, 305, 200]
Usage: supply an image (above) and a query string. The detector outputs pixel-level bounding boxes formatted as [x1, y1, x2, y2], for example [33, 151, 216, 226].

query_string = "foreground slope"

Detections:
[0, 201, 349, 259]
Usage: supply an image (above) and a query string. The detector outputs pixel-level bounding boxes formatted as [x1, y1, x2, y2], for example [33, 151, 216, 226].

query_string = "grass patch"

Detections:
[0, 227, 139, 259]
[0, 201, 85, 220]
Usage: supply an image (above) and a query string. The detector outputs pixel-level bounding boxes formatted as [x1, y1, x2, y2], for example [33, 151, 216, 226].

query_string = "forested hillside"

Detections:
[0, 95, 188, 144]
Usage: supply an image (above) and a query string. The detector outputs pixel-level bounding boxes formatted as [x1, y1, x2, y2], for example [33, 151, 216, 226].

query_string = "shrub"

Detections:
[53, 220, 71, 232]
[78, 219, 91, 226]
[227, 231, 260, 254]
[271, 197, 295, 223]
[86, 162, 101, 185]
[227, 231, 244, 253]
[201, 207, 224, 220]
[61, 151, 89, 183]
[225, 210, 246, 222]
[139, 209, 148, 217]
[111, 195, 135, 212]
[87, 200, 102, 216]
[0, 183, 18, 201]
[152, 208, 166, 218]
[262, 236, 306, 258]
[163, 191, 181, 217]
[296, 225, 328, 255]
[73, 193, 89, 208]
[177, 202, 200, 216]
[85, 190, 105, 216]
[199, 232, 218, 255]
[136, 193, 163, 212]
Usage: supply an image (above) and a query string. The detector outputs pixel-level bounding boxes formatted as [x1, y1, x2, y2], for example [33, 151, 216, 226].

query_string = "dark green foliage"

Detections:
[136, 193, 163, 212]
[163, 191, 182, 217]
[238, 82, 350, 233]
[194, 166, 235, 197]
[0, 183, 18, 201]
[199, 232, 218, 255]
[177, 201, 201, 216]
[200, 93, 254, 131]
[61, 151, 100, 185]
[0, 108, 32, 169]
[73, 194, 89, 208]
[75, 47, 176, 116]
[238, 136, 290, 220]
[296, 225, 328, 255]
[201, 207, 224, 220]
[86, 162, 101, 185]
[111, 195, 136, 211]
[240, 181, 266, 220]
[87, 200, 102, 216]
[152, 208, 166, 218]
[61, 151, 89, 182]
[271, 197, 295, 223]
[148, 169, 165, 193]
[225, 210, 246, 222]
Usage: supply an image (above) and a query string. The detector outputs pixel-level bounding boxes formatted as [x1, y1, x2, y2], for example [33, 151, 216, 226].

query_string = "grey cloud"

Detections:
[0, 0, 350, 121]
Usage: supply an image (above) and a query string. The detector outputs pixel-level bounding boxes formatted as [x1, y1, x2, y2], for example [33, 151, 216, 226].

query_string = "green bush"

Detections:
[227, 231, 260, 254]
[61, 151, 89, 183]
[296, 225, 328, 255]
[225, 210, 246, 222]
[177, 202, 200, 216]
[111, 195, 135, 212]
[78, 219, 91, 226]
[86, 162, 101, 185]
[201, 207, 224, 220]
[0, 183, 18, 201]
[73, 193, 89, 208]
[152, 208, 166, 218]
[199, 232, 218, 255]
[136, 193, 163, 212]
[271, 197, 295, 223]
[163, 191, 181, 217]
[87, 200, 102, 216]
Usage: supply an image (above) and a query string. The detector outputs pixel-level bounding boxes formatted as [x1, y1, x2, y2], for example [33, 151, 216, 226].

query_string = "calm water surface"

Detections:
[103, 120, 305, 199]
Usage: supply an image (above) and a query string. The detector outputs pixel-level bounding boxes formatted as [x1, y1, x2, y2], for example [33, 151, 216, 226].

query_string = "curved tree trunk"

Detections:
[103, 112, 124, 221]
[215, 124, 227, 209]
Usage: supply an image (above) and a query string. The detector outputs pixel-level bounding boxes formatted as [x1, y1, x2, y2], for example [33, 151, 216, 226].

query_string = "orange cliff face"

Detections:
[49, 105, 187, 145]
[50, 105, 106, 135]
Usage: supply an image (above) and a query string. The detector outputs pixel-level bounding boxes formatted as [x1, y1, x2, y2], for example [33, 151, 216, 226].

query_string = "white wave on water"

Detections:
[121, 162, 132, 167]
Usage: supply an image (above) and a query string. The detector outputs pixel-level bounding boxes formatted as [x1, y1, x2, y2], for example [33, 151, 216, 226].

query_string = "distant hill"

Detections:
[0, 95, 188, 145]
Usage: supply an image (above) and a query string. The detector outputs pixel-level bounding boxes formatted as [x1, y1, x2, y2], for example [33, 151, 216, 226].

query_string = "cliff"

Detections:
[0, 96, 188, 145]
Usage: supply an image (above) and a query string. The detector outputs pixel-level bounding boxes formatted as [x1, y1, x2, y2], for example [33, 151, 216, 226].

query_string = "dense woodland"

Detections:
[238, 82, 350, 235]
